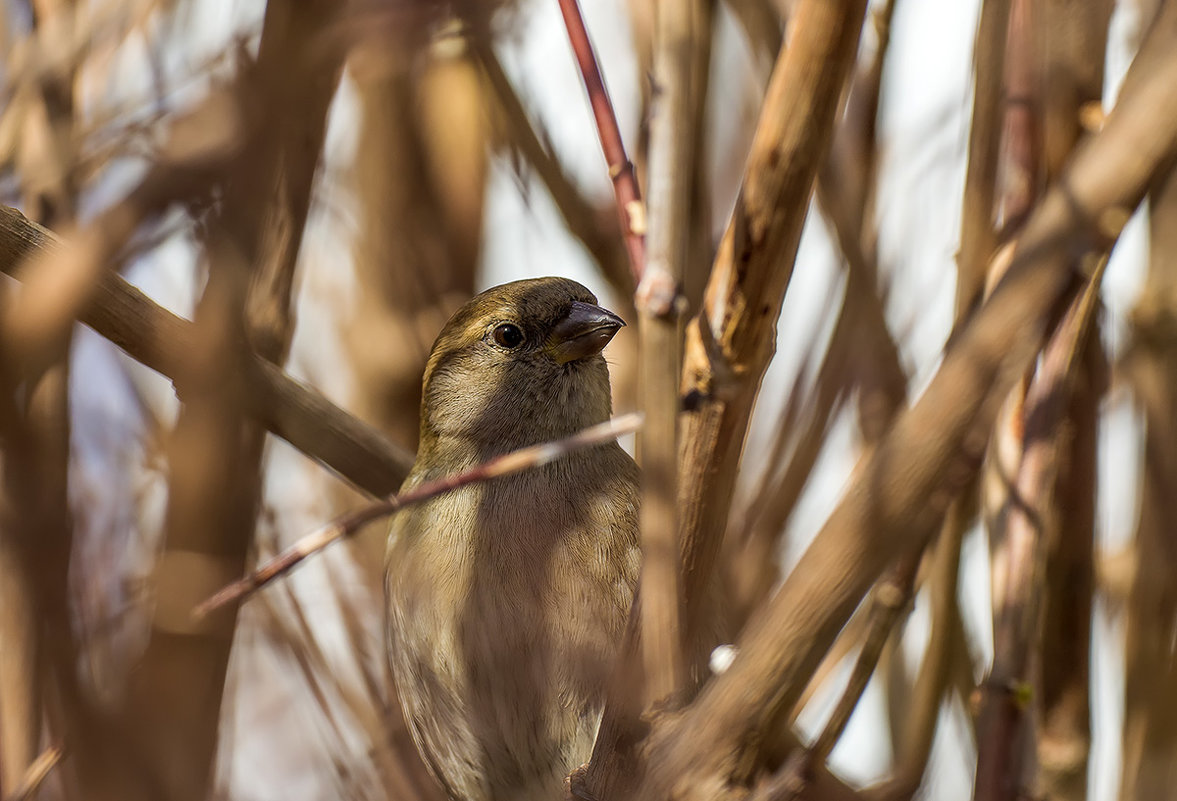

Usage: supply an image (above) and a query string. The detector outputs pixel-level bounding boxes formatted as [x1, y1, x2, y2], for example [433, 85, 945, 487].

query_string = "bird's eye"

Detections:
[491, 323, 525, 348]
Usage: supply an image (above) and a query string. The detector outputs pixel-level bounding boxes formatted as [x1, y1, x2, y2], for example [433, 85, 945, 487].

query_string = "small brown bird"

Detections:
[385, 277, 639, 801]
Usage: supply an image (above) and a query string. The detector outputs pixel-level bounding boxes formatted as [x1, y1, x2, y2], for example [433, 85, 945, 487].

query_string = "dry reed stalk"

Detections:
[640, 4, 1177, 794]
[557, 0, 647, 284]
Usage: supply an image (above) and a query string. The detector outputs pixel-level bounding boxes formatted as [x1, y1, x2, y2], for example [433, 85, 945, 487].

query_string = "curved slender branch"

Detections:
[194, 413, 643, 617]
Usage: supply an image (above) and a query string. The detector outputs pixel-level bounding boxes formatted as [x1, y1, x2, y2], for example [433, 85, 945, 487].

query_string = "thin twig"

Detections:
[3, 744, 63, 801]
[194, 413, 644, 617]
[750, 546, 922, 801]
[556, 0, 647, 283]
[818, 0, 894, 268]
[812, 552, 919, 763]
[872, 498, 970, 800]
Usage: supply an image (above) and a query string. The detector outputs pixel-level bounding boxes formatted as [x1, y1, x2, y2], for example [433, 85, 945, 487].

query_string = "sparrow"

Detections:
[385, 277, 640, 801]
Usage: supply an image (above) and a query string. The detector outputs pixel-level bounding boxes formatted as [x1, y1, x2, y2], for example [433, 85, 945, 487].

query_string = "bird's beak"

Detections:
[546, 301, 626, 364]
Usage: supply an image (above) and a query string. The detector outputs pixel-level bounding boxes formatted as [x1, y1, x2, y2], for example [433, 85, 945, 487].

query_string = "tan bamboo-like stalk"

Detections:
[634, 0, 711, 708]
[1035, 325, 1101, 801]
[995, 0, 1039, 233]
[973, 2, 1042, 796]
[725, 0, 902, 637]
[979, 1, 1111, 796]
[0, 537, 39, 799]
[674, 0, 869, 660]
[3, 3, 87, 794]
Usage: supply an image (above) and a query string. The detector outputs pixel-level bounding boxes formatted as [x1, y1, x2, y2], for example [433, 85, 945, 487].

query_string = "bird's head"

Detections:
[417, 277, 625, 457]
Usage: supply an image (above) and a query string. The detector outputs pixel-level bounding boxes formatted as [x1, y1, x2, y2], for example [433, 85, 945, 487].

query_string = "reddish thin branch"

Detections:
[473, 39, 631, 304]
[556, 0, 647, 284]
[194, 413, 644, 616]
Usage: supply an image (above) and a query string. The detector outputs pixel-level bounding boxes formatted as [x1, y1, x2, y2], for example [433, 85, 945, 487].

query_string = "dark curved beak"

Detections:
[546, 301, 626, 364]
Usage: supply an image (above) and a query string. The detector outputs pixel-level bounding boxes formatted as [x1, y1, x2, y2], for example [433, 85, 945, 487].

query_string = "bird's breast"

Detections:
[386, 452, 638, 800]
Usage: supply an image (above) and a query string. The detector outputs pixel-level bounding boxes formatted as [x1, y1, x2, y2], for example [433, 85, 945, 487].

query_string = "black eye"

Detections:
[492, 323, 524, 348]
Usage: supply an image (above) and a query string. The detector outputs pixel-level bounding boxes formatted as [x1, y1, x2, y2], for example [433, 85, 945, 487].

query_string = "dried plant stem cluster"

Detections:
[1, 1, 1176, 800]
